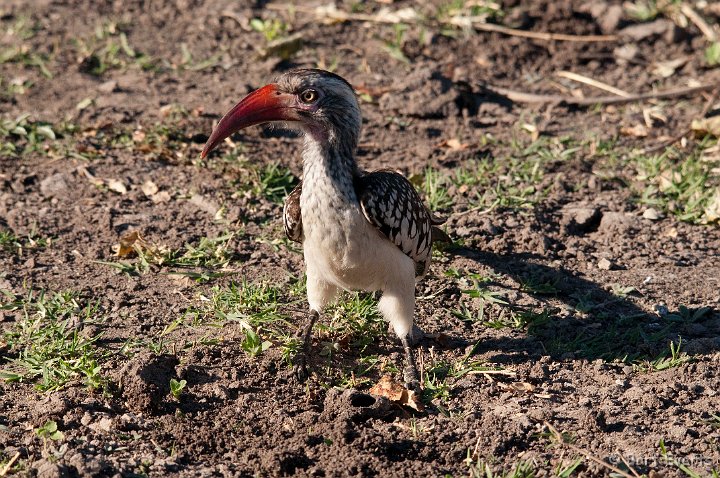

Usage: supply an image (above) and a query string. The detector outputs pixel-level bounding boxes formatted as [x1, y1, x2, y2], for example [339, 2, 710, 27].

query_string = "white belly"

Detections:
[302, 204, 410, 292]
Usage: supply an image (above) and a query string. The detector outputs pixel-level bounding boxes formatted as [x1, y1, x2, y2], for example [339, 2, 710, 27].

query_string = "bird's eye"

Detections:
[299, 89, 318, 104]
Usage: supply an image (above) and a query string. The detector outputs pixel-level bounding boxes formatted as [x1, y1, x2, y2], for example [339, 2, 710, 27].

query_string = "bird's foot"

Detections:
[293, 357, 310, 382]
[291, 309, 320, 383]
[401, 335, 422, 396]
[403, 365, 422, 396]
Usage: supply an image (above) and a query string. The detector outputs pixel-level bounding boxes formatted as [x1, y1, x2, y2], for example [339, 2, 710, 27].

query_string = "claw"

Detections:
[293, 360, 309, 382]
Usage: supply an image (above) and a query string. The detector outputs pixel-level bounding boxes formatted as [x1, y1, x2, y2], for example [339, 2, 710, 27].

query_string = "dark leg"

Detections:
[293, 309, 319, 382]
[401, 335, 421, 394]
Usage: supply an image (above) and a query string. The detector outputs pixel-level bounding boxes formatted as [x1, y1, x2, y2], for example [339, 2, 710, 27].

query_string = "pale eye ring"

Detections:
[299, 89, 318, 104]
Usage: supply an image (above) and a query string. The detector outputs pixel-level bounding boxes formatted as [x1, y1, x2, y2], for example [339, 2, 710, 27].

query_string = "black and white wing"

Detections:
[283, 182, 303, 243]
[355, 169, 447, 277]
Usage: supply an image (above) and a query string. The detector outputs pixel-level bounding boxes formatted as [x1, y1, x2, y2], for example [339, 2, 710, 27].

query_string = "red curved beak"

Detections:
[201, 84, 297, 158]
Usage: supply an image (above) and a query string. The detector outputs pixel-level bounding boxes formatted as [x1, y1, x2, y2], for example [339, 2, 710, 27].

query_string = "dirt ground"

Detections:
[1, 0, 720, 477]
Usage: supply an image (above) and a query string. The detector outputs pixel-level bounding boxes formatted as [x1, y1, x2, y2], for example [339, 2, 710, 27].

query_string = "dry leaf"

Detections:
[150, 190, 171, 203]
[107, 179, 127, 194]
[141, 180, 159, 196]
[691, 116, 720, 138]
[133, 129, 146, 142]
[443, 138, 470, 151]
[117, 231, 143, 258]
[369, 374, 424, 411]
[620, 124, 648, 137]
[498, 381, 535, 394]
[651, 58, 686, 78]
[521, 123, 539, 141]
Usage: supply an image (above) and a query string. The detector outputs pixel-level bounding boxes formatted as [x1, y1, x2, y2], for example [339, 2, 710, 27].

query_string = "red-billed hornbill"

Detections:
[201, 69, 448, 391]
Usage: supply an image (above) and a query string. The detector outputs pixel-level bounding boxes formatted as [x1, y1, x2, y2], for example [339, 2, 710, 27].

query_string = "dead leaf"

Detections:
[691, 116, 720, 138]
[369, 374, 424, 411]
[521, 123, 539, 141]
[107, 179, 127, 194]
[439, 138, 470, 151]
[150, 190, 171, 204]
[117, 231, 143, 258]
[133, 129, 146, 142]
[141, 180, 159, 196]
[651, 58, 686, 78]
[620, 124, 648, 137]
[498, 381, 535, 394]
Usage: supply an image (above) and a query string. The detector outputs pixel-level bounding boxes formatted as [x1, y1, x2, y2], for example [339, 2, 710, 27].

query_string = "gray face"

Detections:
[275, 69, 362, 151]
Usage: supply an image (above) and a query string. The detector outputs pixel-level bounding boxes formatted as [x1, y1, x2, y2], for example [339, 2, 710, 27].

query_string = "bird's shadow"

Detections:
[426, 243, 719, 368]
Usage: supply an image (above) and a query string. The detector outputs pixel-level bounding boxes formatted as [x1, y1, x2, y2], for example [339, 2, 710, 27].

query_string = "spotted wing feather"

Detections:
[283, 182, 303, 243]
[355, 169, 442, 277]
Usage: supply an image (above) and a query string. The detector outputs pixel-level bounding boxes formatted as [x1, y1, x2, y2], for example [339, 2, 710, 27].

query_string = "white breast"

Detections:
[300, 181, 410, 291]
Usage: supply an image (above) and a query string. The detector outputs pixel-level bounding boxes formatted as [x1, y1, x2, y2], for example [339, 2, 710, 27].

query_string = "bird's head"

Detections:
[201, 69, 361, 159]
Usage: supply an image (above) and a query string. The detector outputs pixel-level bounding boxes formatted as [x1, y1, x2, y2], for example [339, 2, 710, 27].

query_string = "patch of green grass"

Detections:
[423, 135, 576, 214]
[534, 301, 712, 365]
[634, 338, 691, 373]
[466, 456, 537, 478]
[237, 162, 298, 204]
[187, 279, 295, 358]
[250, 17, 288, 42]
[706, 41, 720, 67]
[0, 76, 33, 99]
[382, 23, 410, 64]
[204, 279, 290, 326]
[0, 114, 60, 156]
[624, 0, 660, 21]
[0, 228, 50, 254]
[0, 45, 52, 78]
[422, 167, 454, 211]
[178, 43, 221, 71]
[632, 142, 720, 224]
[321, 293, 388, 351]
[98, 232, 239, 282]
[0, 290, 106, 391]
[73, 21, 156, 76]
[520, 272, 561, 295]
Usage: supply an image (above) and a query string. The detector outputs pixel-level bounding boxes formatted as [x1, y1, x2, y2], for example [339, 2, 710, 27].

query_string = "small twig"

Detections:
[448, 18, 618, 42]
[680, 3, 717, 41]
[544, 422, 638, 478]
[556, 71, 631, 97]
[0, 452, 20, 477]
[467, 369, 517, 376]
[617, 451, 642, 478]
[266, 3, 618, 42]
[480, 82, 718, 106]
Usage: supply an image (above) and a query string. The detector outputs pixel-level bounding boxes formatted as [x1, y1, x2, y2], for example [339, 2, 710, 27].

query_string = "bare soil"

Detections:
[1, 1, 720, 477]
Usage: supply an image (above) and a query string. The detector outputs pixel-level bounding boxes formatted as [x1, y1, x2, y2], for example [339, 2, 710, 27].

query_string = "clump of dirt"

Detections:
[112, 353, 179, 414]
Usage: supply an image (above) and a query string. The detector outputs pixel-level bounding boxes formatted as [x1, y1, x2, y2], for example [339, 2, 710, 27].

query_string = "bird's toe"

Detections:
[293, 358, 310, 382]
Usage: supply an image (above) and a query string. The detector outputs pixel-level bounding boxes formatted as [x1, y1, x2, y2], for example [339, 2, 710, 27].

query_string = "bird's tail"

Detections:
[431, 226, 452, 244]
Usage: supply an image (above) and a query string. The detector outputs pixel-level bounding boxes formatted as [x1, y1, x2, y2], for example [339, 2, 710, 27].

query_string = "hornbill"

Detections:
[201, 69, 448, 392]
